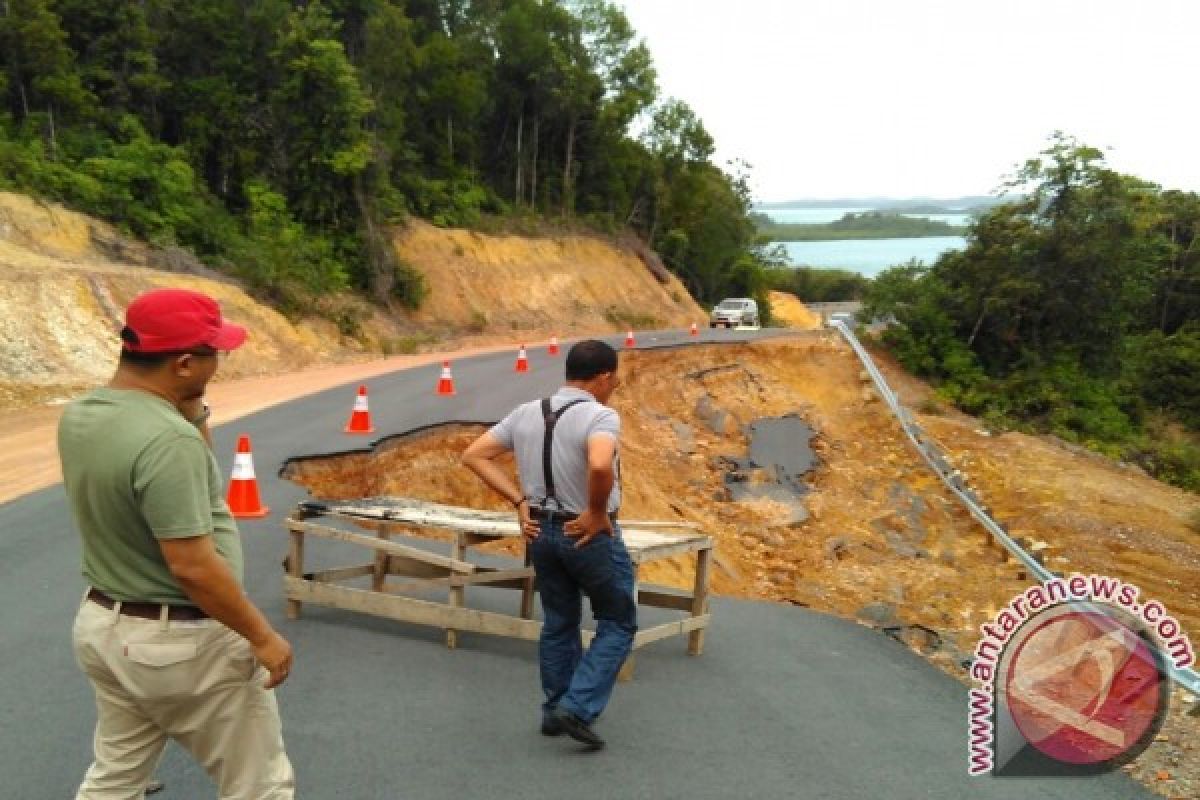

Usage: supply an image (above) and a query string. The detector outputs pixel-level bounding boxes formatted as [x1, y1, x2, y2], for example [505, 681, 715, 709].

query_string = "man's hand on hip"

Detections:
[518, 502, 539, 540]
[565, 510, 612, 548]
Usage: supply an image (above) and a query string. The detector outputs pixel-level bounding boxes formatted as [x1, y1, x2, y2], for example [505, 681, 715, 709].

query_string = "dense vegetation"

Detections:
[865, 135, 1200, 490]
[763, 265, 869, 302]
[0, 0, 771, 319]
[757, 211, 966, 241]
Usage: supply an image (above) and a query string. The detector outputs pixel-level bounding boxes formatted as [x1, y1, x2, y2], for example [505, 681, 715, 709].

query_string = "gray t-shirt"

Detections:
[489, 387, 621, 514]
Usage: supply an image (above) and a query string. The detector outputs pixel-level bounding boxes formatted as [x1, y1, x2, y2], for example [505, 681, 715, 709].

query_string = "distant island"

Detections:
[754, 194, 1021, 211]
[755, 211, 967, 241]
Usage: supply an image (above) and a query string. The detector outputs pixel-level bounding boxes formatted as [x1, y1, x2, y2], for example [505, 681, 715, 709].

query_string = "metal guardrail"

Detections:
[829, 321, 1200, 703]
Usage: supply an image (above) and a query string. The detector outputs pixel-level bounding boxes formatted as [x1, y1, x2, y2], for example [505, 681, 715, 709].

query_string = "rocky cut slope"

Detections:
[0, 192, 704, 409]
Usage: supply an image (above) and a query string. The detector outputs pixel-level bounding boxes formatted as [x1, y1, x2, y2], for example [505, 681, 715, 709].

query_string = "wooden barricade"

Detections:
[283, 497, 715, 672]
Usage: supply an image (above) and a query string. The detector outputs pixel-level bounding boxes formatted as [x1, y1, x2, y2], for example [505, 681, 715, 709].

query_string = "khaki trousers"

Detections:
[72, 595, 295, 799]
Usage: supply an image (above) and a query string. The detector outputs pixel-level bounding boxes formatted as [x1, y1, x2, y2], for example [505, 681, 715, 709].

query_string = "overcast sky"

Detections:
[615, 0, 1200, 203]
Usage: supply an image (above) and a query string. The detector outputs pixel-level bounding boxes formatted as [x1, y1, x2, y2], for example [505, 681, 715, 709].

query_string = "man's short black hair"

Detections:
[565, 339, 618, 381]
[118, 348, 176, 369]
[118, 327, 218, 368]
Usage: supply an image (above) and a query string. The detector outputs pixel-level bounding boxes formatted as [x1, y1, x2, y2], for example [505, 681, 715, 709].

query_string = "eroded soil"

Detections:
[286, 336, 1200, 798]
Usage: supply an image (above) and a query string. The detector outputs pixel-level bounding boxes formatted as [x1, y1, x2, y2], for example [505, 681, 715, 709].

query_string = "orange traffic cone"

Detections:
[624, 330, 636, 348]
[344, 384, 375, 434]
[548, 336, 559, 356]
[227, 434, 269, 518]
[690, 322, 698, 337]
[514, 344, 529, 373]
[437, 360, 456, 396]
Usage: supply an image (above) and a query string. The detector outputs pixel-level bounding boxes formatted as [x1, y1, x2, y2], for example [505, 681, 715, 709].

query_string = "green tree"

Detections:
[267, 2, 371, 229]
[53, 0, 166, 128]
[1150, 190, 1200, 334]
[0, 0, 93, 133]
[152, 0, 290, 202]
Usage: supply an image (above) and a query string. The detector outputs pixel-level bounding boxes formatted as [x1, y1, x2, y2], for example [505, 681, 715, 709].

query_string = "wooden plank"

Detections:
[626, 536, 710, 565]
[520, 543, 536, 620]
[290, 520, 476, 574]
[638, 586, 695, 612]
[689, 546, 713, 656]
[286, 528, 305, 620]
[312, 500, 708, 549]
[447, 534, 467, 648]
[461, 532, 502, 547]
[448, 568, 533, 588]
[283, 577, 543, 641]
[320, 500, 522, 537]
[308, 564, 375, 584]
[385, 556, 453, 580]
[618, 520, 701, 530]
[620, 564, 640, 681]
[380, 577, 451, 595]
[372, 526, 392, 592]
[622, 529, 708, 547]
[634, 614, 711, 649]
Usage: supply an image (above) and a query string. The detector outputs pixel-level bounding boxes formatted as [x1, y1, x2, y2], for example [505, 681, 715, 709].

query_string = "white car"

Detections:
[710, 298, 760, 328]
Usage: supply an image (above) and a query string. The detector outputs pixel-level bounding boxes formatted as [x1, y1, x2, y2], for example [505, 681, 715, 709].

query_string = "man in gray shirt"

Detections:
[463, 340, 636, 750]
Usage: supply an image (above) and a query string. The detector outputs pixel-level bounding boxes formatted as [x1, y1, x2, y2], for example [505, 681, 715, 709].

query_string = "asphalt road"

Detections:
[0, 328, 1150, 798]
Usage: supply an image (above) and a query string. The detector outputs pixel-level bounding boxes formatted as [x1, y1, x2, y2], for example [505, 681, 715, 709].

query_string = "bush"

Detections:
[1128, 437, 1200, 492]
[233, 180, 347, 308]
[603, 307, 660, 330]
[1128, 327, 1200, 430]
[402, 175, 498, 228]
[389, 257, 428, 310]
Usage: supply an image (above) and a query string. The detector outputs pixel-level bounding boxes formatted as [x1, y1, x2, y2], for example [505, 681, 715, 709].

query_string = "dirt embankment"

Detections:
[285, 337, 1200, 798]
[287, 338, 1200, 653]
[396, 220, 703, 334]
[0, 192, 706, 410]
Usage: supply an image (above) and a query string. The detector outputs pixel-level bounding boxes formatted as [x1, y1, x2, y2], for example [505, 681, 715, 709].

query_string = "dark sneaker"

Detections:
[541, 713, 564, 736]
[551, 708, 605, 750]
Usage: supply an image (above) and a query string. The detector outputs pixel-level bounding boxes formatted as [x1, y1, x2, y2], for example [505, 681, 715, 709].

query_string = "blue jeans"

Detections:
[531, 520, 637, 724]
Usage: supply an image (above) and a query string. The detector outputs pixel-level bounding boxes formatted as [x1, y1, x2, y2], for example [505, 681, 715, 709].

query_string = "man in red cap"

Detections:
[58, 288, 295, 798]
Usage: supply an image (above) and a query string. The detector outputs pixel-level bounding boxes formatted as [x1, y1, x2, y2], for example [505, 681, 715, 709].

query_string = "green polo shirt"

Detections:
[58, 388, 243, 605]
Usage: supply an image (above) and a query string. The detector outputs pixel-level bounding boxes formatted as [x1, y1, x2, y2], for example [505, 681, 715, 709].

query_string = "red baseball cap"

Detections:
[122, 288, 247, 353]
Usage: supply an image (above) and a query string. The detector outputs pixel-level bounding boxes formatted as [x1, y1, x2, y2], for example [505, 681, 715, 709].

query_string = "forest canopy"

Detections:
[864, 134, 1200, 489]
[0, 0, 771, 315]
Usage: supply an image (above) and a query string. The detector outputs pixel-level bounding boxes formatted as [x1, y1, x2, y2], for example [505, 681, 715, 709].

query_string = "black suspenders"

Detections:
[539, 397, 588, 510]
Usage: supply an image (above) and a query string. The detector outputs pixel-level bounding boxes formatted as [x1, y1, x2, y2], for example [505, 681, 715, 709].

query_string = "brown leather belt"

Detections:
[87, 588, 208, 621]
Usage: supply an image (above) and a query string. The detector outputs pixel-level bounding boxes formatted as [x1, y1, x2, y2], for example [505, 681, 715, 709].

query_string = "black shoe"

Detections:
[551, 708, 605, 750]
[540, 713, 564, 736]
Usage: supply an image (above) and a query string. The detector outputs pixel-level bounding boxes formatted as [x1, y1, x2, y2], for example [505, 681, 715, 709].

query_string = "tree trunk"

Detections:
[531, 117, 540, 210]
[624, 196, 643, 227]
[966, 298, 989, 348]
[562, 115, 576, 217]
[353, 174, 394, 303]
[514, 113, 523, 205]
[16, 69, 29, 120]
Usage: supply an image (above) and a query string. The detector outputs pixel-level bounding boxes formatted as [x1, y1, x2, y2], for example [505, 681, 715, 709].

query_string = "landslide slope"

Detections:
[394, 219, 702, 333]
[0, 193, 702, 409]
